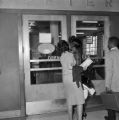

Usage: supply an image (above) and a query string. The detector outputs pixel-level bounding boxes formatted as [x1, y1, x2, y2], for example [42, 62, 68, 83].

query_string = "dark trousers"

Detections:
[107, 109, 116, 120]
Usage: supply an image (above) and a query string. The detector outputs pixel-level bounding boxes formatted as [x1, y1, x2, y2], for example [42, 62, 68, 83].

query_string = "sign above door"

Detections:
[0, 0, 118, 12]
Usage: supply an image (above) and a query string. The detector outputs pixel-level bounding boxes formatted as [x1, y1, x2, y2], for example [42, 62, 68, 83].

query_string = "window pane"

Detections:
[76, 21, 104, 58]
[29, 20, 62, 84]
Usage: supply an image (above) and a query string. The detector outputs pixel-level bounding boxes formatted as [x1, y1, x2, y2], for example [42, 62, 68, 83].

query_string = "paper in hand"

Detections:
[80, 57, 93, 68]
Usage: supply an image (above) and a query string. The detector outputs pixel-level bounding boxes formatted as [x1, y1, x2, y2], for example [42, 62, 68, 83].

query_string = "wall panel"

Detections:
[0, 13, 20, 111]
[110, 16, 119, 38]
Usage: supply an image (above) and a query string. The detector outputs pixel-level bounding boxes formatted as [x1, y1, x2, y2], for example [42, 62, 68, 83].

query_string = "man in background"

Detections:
[105, 36, 119, 120]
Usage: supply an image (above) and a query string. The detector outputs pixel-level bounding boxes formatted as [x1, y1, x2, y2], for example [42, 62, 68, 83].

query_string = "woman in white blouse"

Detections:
[58, 40, 85, 120]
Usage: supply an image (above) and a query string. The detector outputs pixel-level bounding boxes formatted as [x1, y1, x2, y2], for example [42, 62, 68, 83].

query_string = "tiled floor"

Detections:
[2, 110, 107, 120]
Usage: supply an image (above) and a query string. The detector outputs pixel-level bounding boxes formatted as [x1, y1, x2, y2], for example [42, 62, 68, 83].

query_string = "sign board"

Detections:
[39, 33, 52, 44]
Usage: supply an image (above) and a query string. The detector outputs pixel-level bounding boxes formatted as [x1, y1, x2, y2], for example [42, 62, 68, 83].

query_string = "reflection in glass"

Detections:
[76, 21, 104, 58]
[76, 20, 105, 80]
[29, 20, 62, 84]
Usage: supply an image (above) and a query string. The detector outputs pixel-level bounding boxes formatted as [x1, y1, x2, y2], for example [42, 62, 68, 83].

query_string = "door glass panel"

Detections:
[76, 20, 104, 59]
[71, 17, 107, 80]
[29, 20, 62, 84]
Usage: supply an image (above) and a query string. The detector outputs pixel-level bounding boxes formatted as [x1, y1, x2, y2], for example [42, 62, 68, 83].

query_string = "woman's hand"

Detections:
[105, 87, 112, 93]
[76, 81, 80, 88]
[83, 66, 88, 71]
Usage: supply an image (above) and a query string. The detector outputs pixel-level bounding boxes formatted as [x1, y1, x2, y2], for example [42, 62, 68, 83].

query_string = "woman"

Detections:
[71, 42, 86, 120]
[58, 40, 85, 120]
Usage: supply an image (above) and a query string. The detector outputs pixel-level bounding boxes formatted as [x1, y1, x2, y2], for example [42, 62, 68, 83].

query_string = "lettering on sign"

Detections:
[48, 56, 60, 59]
[105, 0, 113, 7]
[87, 0, 95, 7]
[70, 0, 72, 6]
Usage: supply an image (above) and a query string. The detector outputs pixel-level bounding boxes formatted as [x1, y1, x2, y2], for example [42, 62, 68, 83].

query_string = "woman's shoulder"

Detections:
[61, 51, 72, 55]
[65, 51, 73, 57]
[61, 51, 73, 60]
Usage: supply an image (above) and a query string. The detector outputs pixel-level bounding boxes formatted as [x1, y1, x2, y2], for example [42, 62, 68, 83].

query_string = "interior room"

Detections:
[0, 0, 119, 120]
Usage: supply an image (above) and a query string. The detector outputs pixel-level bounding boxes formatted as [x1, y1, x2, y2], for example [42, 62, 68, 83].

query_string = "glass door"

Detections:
[71, 16, 110, 59]
[71, 15, 110, 94]
[23, 15, 67, 115]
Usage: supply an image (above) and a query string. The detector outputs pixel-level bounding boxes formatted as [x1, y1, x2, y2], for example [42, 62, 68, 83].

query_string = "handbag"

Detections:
[72, 65, 83, 82]
[101, 92, 119, 111]
[81, 64, 94, 88]
[72, 65, 83, 88]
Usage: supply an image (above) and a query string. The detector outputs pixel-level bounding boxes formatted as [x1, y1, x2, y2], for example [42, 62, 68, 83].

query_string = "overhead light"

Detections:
[82, 21, 98, 23]
[38, 43, 55, 54]
[76, 32, 85, 35]
[29, 21, 35, 26]
[77, 27, 98, 30]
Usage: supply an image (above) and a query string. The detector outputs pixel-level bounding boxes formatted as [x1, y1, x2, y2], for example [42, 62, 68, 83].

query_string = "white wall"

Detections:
[0, 13, 20, 111]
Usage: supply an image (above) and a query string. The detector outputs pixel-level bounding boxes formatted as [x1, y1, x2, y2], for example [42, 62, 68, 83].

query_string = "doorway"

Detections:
[23, 15, 67, 115]
[23, 15, 110, 115]
[71, 16, 110, 83]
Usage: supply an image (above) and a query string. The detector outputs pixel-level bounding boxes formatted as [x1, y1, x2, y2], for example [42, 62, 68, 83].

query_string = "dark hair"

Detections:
[109, 36, 119, 47]
[73, 43, 81, 50]
[68, 35, 82, 48]
[68, 36, 76, 44]
[57, 40, 69, 54]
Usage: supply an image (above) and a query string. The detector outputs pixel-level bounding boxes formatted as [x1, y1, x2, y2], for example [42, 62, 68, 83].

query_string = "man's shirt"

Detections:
[105, 47, 119, 92]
